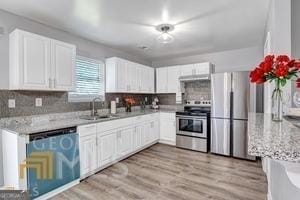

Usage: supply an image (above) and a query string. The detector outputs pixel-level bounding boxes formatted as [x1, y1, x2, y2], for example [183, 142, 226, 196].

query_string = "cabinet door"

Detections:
[99, 131, 117, 167]
[117, 128, 133, 158]
[20, 31, 51, 90]
[167, 66, 181, 93]
[142, 123, 151, 145]
[194, 63, 210, 75]
[80, 135, 97, 176]
[116, 59, 127, 92]
[156, 67, 168, 93]
[149, 120, 160, 143]
[128, 63, 138, 92]
[51, 40, 76, 91]
[146, 67, 155, 93]
[140, 66, 149, 93]
[133, 125, 143, 150]
[180, 64, 195, 76]
[136, 66, 143, 92]
[160, 119, 176, 144]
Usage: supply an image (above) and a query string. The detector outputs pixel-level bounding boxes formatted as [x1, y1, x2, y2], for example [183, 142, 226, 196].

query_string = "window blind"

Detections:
[68, 56, 105, 102]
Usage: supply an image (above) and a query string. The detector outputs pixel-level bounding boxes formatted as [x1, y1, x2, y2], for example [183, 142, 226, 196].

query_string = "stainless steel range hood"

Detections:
[179, 74, 210, 82]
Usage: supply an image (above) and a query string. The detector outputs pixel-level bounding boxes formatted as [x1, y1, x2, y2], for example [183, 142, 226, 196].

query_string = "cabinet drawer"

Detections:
[97, 118, 133, 133]
[78, 124, 97, 137]
[160, 112, 176, 120]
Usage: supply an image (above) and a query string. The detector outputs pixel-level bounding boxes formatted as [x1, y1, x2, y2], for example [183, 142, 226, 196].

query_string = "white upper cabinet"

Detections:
[194, 62, 212, 75]
[156, 67, 168, 93]
[9, 29, 76, 91]
[51, 40, 76, 91]
[167, 66, 181, 93]
[156, 62, 213, 94]
[180, 64, 195, 76]
[106, 57, 154, 94]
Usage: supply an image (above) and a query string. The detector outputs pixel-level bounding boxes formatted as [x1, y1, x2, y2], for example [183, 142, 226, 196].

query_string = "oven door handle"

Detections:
[176, 116, 207, 120]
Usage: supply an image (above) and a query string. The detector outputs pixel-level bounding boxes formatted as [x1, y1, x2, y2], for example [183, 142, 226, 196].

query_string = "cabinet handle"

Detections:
[49, 78, 52, 88]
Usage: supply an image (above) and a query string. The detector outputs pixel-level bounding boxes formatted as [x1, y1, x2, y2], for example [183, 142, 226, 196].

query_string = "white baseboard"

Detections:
[34, 179, 79, 200]
[159, 139, 175, 146]
[267, 193, 272, 200]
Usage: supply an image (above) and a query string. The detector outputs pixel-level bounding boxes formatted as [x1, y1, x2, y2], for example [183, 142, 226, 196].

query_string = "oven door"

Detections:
[176, 116, 207, 138]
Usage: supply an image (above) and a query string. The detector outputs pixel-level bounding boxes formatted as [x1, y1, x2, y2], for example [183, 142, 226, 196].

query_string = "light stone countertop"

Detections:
[248, 112, 300, 162]
[1, 108, 177, 135]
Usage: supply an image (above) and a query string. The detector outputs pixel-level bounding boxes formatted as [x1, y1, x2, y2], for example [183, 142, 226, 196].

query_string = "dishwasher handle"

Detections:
[29, 127, 77, 141]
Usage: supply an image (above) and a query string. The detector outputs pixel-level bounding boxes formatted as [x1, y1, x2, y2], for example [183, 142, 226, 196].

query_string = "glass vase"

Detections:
[293, 90, 300, 108]
[272, 88, 283, 122]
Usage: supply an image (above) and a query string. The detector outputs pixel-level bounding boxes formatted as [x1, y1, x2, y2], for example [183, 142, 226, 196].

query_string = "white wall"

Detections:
[152, 46, 263, 72]
[263, 0, 291, 114]
[291, 0, 300, 107]
[0, 9, 151, 90]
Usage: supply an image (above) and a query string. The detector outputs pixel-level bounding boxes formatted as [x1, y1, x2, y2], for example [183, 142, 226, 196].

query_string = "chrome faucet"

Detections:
[91, 97, 104, 117]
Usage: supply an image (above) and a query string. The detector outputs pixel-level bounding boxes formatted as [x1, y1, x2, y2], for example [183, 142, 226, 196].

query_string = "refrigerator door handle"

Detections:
[230, 91, 234, 157]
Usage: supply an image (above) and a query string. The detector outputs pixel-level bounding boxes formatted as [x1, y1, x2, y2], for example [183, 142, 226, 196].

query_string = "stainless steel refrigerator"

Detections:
[210, 71, 256, 160]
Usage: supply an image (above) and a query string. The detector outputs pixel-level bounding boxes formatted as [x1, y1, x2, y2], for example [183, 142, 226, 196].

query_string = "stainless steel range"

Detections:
[176, 100, 211, 152]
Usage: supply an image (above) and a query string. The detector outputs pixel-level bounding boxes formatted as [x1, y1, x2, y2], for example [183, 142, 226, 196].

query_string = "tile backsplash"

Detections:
[184, 80, 211, 101]
[155, 80, 211, 105]
[0, 91, 152, 118]
[0, 80, 211, 118]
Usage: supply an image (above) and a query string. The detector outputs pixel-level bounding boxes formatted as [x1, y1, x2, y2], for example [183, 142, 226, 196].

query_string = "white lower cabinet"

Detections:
[97, 130, 117, 168]
[79, 134, 97, 176]
[159, 113, 176, 145]
[142, 122, 151, 145]
[117, 127, 133, 158]
[133, 124, 143, 150]
[79, 112, 173, 179]
[150, 120, 160, 142]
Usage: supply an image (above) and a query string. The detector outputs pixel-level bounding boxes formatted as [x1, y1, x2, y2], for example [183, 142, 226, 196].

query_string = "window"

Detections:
[68, 56, 105, 102]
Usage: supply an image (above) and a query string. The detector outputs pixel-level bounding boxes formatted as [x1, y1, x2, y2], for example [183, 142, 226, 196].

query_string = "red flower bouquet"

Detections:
[250, 55, 300, 121]
[250, 55, 300, 97]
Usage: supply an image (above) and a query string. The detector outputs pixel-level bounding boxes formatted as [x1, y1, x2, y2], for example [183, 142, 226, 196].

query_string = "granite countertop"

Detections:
[1, 108, 176, 135]
[248, 112, 300, 162]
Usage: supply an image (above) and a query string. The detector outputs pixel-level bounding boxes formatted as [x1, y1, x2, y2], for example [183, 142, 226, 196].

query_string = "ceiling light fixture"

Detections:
[156, 24, 175, 44]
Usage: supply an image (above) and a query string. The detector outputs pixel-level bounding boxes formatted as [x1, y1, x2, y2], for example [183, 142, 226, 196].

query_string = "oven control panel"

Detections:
[186, 100, 211, 107]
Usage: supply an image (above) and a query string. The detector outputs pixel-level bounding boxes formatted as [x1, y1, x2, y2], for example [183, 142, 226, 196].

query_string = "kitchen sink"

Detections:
[80, 114, 118, 121]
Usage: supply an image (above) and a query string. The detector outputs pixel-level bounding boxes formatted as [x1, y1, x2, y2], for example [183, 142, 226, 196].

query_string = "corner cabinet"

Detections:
[106, 57, 154, 93]
[9, 29, 76, 91]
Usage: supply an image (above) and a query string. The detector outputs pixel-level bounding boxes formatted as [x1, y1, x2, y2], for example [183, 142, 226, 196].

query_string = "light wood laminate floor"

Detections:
[52, 144, 267, 200]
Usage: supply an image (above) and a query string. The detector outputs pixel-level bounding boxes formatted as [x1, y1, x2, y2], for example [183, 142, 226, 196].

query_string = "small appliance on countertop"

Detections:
[176, 100, 211, 152]
[151, 97, 160, 110]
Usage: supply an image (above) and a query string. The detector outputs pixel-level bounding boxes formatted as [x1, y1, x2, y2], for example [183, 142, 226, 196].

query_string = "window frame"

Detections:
[68, 55, 106, 103]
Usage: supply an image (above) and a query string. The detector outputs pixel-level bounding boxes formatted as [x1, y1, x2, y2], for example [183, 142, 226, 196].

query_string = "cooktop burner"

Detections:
[176, 105, 211, 117]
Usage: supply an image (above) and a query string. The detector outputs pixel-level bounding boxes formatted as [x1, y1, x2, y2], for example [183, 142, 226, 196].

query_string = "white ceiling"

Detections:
[0, 0, 270, 60]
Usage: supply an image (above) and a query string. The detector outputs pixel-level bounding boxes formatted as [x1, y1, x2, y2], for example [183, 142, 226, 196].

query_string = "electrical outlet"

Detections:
[35, 98, 42, 107]
[116, 97, 119, 104]
[8, 99, 15, 108]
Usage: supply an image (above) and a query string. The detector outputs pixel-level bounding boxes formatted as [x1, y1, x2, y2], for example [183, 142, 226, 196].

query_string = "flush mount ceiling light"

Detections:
[156, 24, 175, 44]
